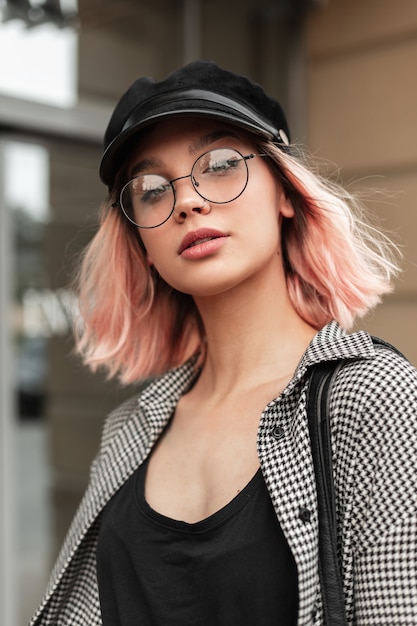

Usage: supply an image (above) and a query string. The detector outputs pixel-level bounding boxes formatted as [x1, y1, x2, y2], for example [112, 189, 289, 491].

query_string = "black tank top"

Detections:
[97, 457, 298, 625]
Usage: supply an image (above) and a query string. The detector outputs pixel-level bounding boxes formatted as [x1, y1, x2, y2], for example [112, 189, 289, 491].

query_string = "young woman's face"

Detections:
[126, 117, 294, 297]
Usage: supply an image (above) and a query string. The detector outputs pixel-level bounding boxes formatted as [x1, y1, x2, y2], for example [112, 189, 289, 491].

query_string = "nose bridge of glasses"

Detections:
[170, 172, 199, 192]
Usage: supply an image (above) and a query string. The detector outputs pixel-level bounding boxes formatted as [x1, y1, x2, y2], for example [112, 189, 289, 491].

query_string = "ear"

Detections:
[146, 254, 154, 267]
[278, 188, 295, 218]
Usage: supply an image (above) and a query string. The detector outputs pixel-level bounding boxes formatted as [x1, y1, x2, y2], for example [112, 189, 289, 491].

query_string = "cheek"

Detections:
[136, 233, 153, 264]
[139, 231, 173, 272]
[240, 203, 281, 254]
[249, 185, 290, 253]
[258, 168, 294, 218]
[252, 181, 287, 228]
[138, 231, 157, 262]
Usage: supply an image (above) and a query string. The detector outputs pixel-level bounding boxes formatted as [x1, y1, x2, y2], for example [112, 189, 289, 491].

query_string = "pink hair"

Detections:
[74, 206, 202, 382]
[74, 142, 400, 384]
[262, 143, 400, 330]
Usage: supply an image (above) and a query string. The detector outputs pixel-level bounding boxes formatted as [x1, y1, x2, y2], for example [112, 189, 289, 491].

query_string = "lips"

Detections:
[178, 228, 228, 255]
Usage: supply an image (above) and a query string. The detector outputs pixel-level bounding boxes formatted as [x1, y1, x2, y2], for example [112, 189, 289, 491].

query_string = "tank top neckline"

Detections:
[134, 457, 264, 534]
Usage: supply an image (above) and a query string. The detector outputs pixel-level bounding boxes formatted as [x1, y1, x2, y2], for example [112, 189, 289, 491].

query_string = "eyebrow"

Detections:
[130, 157, 164, 178]
[188, 129, 241, 155]
[129, 128, 242, 178]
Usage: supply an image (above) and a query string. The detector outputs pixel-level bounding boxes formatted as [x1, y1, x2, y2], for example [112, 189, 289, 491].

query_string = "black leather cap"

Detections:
[100, 60, 290, 187]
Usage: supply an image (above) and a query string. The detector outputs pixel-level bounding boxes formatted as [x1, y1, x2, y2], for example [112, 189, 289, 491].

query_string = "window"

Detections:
[0, 0, 78, 106]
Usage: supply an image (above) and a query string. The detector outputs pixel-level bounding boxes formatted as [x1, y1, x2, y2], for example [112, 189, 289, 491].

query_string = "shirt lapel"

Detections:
[42, 358, 199, 607]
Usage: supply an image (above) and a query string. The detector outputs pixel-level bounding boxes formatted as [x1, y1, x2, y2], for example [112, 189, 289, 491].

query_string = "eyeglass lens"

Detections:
[120, 148, 249, 228]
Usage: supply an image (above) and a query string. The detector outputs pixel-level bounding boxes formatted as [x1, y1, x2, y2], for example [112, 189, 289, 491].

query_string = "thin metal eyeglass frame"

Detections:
[116, 149, 268, 229]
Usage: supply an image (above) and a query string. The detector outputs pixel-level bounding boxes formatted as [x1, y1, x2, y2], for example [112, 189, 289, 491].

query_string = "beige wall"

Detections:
[306, 0, 417, 363]
[77, 0, 301, 123]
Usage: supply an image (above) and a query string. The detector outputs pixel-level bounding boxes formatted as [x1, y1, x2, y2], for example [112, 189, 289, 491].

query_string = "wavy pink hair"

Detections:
[74, 140, 400, 383]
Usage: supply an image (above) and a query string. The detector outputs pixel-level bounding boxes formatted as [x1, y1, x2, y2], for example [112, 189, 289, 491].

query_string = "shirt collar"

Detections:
[282, 320, 375, 396]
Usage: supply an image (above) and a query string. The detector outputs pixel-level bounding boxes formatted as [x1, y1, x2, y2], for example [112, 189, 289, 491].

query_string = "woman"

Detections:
[31, 60, 416, 625]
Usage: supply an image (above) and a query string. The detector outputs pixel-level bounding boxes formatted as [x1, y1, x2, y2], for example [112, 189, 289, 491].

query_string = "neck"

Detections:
[193, 270, 316, 399]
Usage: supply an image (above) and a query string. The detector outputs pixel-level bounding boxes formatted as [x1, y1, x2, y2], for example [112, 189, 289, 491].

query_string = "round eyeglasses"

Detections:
[117, 147, 267, 229]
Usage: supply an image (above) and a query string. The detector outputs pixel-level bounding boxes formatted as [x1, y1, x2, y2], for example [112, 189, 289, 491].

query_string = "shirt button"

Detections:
[299, 507, 312, 522]
[271, 425, 285, 440]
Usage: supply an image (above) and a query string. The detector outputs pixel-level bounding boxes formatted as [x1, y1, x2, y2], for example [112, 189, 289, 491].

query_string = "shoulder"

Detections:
[302, 323, 416, 422]
[332, 340, 416, 423]
[98, 357, 200, 451]
[304, 323, 416, 415]
[98, 380, 153, 449]
[330, 340, 416, 504]
[327, 335, 416, 500]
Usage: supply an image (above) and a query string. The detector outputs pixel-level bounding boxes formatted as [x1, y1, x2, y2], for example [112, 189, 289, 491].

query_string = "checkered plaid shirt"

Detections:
[30, 322, 417, 625]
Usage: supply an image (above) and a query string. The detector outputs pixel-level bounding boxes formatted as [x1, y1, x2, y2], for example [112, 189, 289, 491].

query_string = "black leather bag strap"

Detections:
[307, 359, 348, 626]
[307, 335, 405, 624]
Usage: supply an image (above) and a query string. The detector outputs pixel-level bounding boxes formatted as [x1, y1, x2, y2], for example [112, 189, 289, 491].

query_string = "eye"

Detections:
[206, 154, 241, 174]
[196, 149, 243, 178]
[134, 175, 171, 204]
[212, 158, 239, 172]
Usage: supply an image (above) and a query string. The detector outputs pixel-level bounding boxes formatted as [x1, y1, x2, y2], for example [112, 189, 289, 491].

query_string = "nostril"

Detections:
[173, 195, 210, 221]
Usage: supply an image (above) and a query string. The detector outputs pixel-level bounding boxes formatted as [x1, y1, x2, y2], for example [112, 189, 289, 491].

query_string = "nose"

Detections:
[171, 175, 210, 222]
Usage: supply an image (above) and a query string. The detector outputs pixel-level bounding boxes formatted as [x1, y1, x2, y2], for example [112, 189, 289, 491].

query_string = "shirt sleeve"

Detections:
[347, 349, 417, 624]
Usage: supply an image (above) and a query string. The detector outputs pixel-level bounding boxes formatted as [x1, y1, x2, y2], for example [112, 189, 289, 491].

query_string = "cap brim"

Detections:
[100, 89, 282, 187]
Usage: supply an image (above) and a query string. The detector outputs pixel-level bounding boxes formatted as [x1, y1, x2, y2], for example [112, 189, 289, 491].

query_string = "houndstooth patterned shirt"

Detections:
[30, 322, 417, 625]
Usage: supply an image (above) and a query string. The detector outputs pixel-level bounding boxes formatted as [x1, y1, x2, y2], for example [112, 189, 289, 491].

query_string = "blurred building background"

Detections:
[0, 0, 416, 624]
